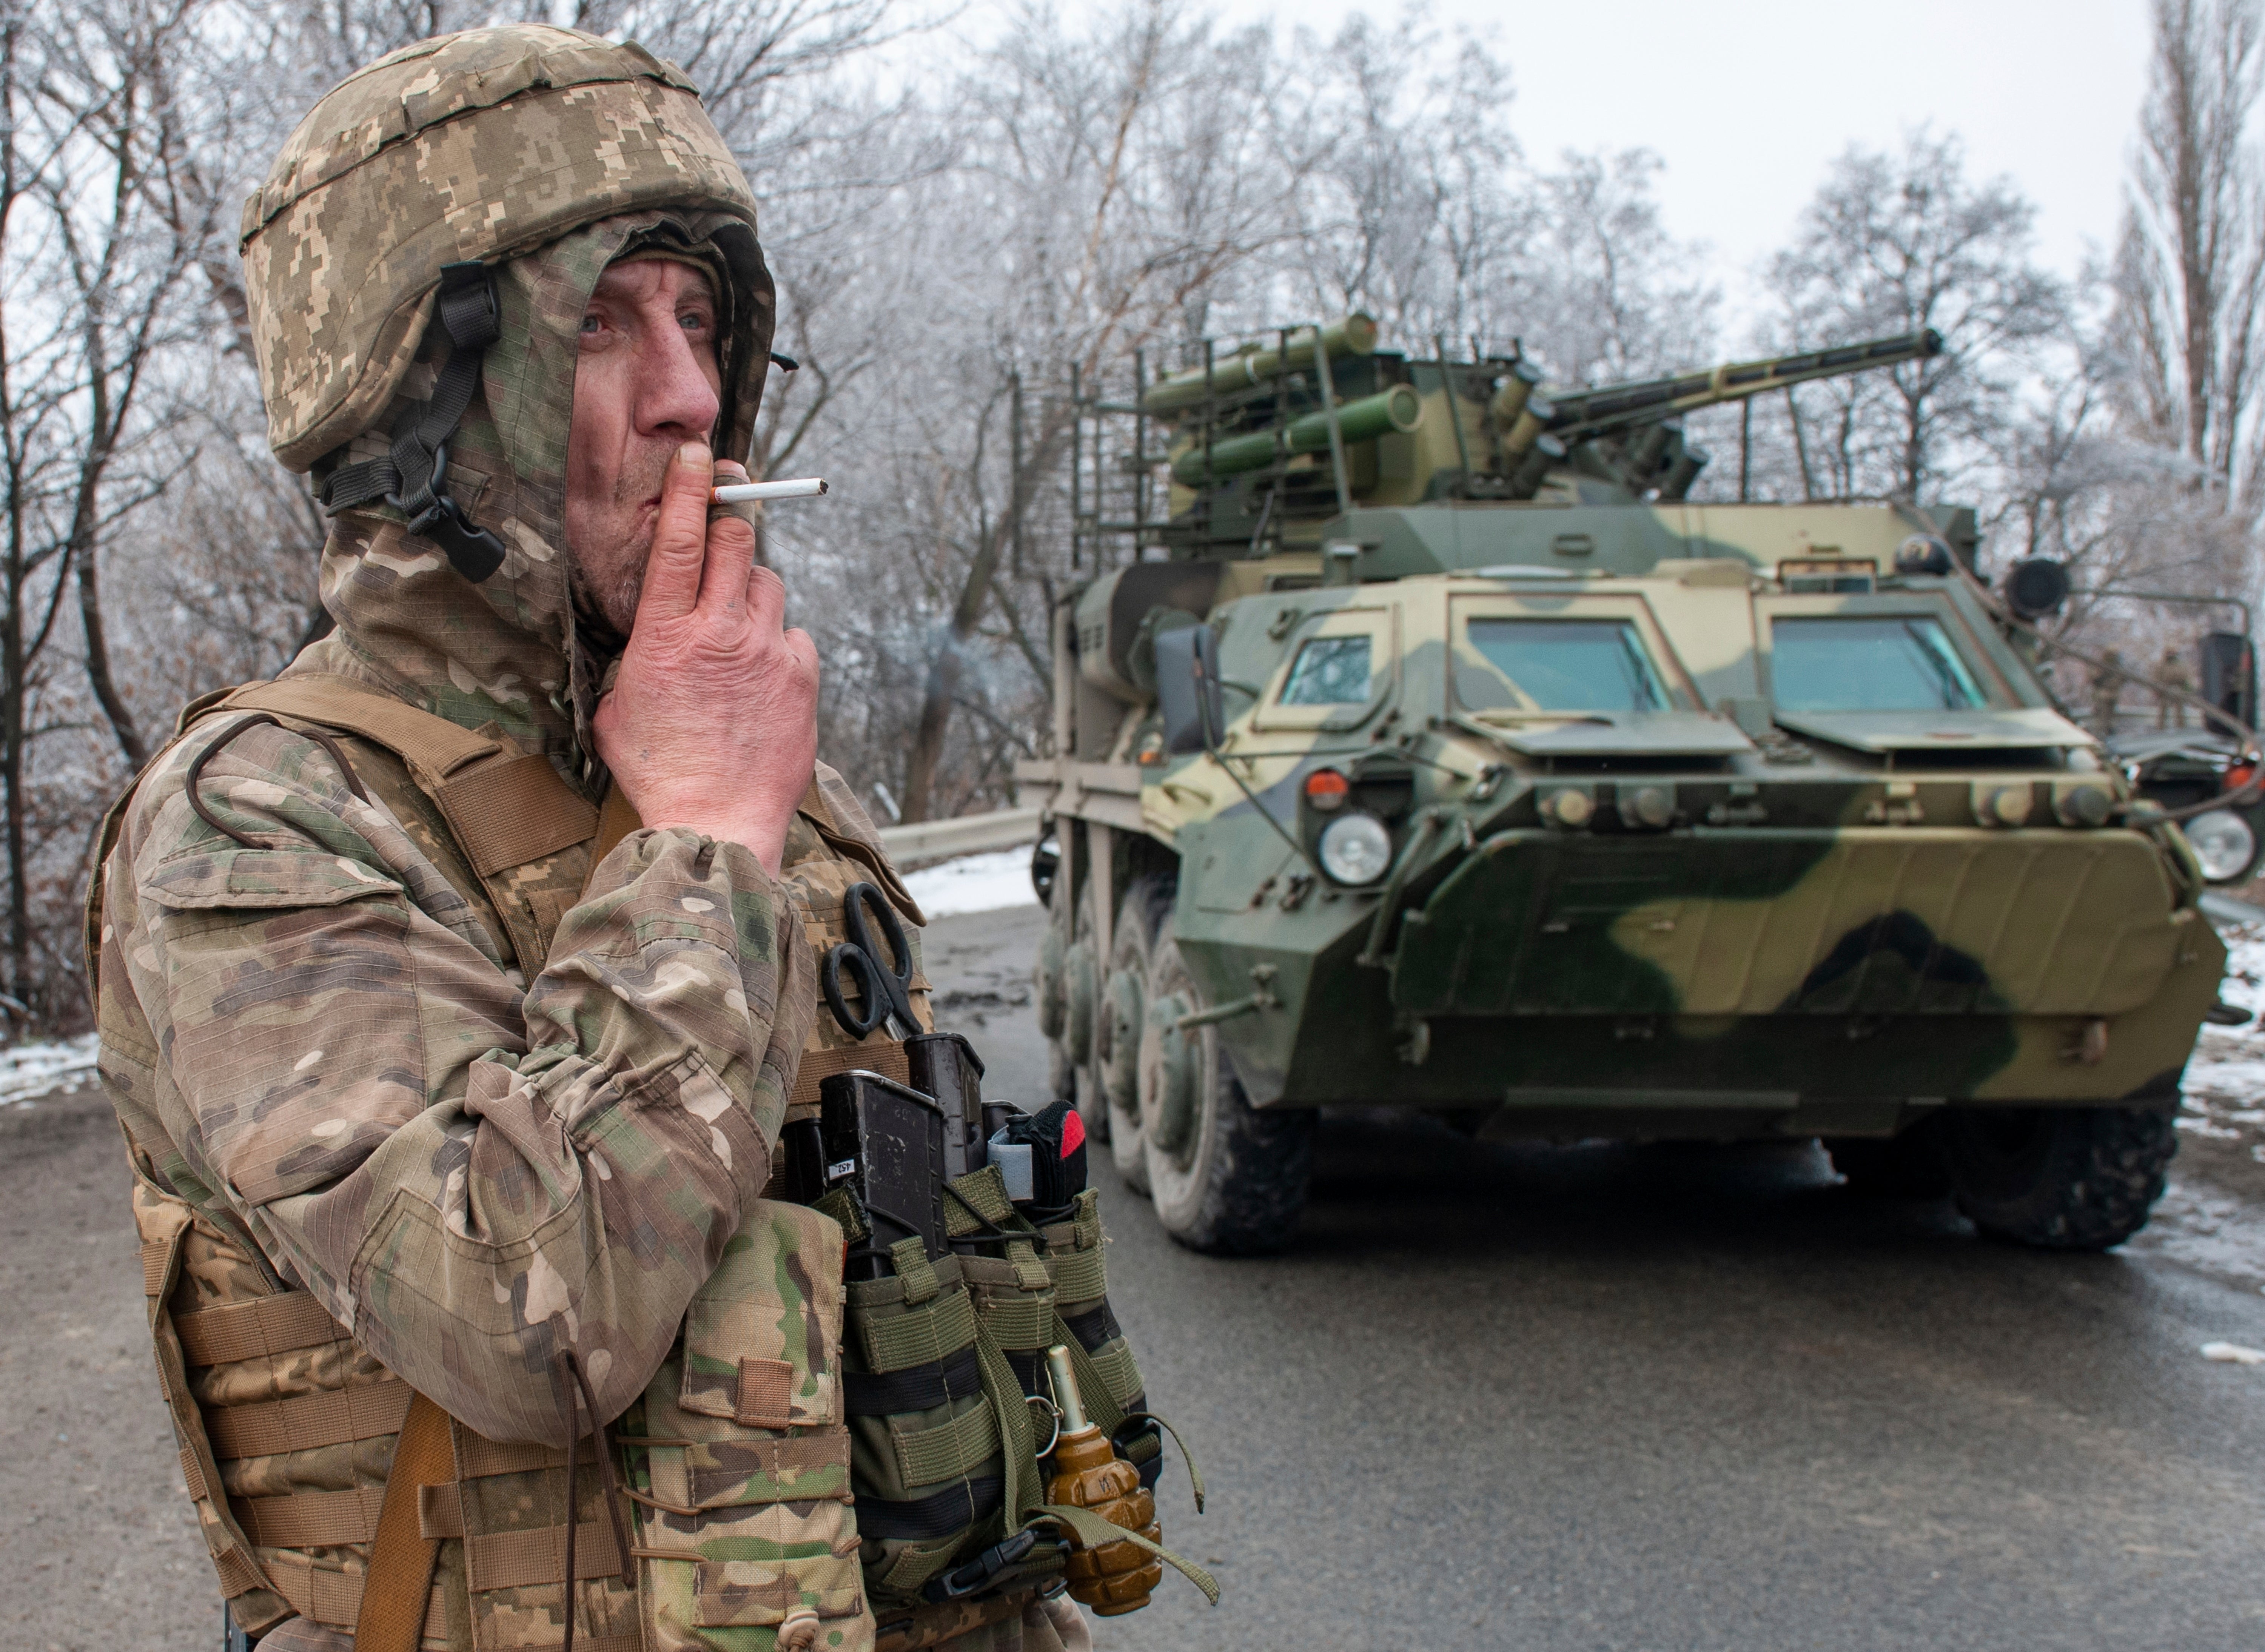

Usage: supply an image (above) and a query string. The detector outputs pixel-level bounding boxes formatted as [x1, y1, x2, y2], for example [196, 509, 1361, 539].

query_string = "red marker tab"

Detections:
[1060, 1109, 1086, 1157]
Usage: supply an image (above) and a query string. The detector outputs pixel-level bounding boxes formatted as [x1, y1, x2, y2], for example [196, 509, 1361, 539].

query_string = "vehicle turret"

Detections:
[1127, 321, 1943, 559]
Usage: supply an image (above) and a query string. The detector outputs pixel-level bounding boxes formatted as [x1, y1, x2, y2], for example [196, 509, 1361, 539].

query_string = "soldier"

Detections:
[88, 28, 1087, 1652]
[2091, 647, 2126, 736]
[2157, 643, 2196, 729]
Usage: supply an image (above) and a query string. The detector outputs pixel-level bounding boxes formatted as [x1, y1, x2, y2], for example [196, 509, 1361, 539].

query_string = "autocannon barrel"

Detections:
[1542, 328, 1943, 438]
[1169, 384, 1423, 484]
[1142, 315, 1380, 416]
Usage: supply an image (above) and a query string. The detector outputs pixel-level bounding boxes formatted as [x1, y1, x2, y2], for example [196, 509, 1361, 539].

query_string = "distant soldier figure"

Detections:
[2091, 648, 2127, 735]
[2157, 643, 2196, 729]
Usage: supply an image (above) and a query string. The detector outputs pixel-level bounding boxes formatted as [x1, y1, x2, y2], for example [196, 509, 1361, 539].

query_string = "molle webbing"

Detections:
[1048, 1247, 1107, 1307]
[206, 1376, 414, 1459]
[261, 1550, 451, 1642]
[414, 1490, 625, 1592]
[854, 1476, 1005, 1542]
[144, 1187, 642, 1649]
[843, 1346, 984, 1415]
[791, 1036, 910, 1112]
[889, 1401, 1004, 1490]
[855, 1273, 978, 1374]
[169, 1282, 344, 1365]
[233, 1484, 390, 1549]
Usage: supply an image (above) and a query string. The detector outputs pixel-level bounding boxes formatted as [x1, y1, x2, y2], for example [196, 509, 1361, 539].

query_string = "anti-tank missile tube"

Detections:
[1142, 314, 1379, 416]
[1168, 384, 1424, 485]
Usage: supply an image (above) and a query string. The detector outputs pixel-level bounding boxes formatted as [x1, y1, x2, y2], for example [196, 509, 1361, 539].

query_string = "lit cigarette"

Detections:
[712, 477, 829, 503]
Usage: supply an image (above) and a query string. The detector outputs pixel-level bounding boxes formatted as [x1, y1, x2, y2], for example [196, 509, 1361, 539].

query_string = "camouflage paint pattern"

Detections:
[1031, 501, 2225, 1128]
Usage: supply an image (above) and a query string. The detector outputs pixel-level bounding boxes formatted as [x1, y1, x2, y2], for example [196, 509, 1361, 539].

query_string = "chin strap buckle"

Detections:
[318, 261, 508, 584]
[391, 441, 506, 583]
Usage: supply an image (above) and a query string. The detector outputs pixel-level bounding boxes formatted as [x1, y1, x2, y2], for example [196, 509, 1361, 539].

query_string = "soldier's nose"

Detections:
[637, 313, 721, 442]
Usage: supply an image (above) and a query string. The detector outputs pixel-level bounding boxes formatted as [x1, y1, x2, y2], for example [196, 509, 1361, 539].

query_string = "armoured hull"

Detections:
[1022, 322, 2228, 1254]
[1171, 820, 2221, 1117]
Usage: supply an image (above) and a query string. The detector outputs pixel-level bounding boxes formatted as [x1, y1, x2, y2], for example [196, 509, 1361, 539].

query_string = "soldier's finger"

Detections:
[745, 562, 787, 636]
[784, 626, 819, 680]
[640, 442, 713, 622]
[698, 512, 758, 615]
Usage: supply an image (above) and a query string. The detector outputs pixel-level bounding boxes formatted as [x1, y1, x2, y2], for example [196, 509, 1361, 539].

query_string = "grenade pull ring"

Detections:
[1042, 1344, 1163, 1617]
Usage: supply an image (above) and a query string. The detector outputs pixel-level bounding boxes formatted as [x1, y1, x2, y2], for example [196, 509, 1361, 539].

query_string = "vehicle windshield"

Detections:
[1461, 618, 1670, 712]
[1279, 634, 1373, 705]
[1771, 615, 1987, 711]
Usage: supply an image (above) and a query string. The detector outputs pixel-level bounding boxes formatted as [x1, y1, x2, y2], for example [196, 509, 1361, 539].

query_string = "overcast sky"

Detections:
[1190, 0, 2154, 325]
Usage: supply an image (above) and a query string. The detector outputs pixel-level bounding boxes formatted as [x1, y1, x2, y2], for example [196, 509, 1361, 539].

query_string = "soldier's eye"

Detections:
[580, 313, 603, 336]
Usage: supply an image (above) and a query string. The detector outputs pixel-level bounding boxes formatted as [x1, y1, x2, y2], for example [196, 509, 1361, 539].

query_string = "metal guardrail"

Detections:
[2203, 890, 2265, 929]
[877, 806, 1043, 863]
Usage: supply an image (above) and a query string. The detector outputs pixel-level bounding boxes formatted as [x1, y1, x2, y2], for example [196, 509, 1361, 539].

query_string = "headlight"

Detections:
[1317, 812, 1394, 885]
[2184, 808, 2257, 882]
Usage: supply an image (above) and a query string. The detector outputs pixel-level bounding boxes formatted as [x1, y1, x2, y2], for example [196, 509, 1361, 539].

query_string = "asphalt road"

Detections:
[928, 903, 2265, 1652]
[9, 901, 2265, 1650]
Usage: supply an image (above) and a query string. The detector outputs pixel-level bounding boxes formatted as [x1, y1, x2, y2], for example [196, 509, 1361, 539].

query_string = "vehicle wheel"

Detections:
[1061, 874, 1106, 1140]
[1138, 913, 1313, 1254]
[1940, 1105, 2177, 1250]
[1826, 1123, 1952, 1199]
[1100, 875, 1175, 1195]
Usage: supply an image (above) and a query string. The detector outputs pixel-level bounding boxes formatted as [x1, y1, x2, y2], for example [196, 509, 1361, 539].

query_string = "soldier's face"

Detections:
[565, 258, 724, 633]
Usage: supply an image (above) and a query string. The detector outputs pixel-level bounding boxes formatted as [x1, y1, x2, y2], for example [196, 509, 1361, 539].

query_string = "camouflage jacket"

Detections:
[91, 229, 944, 1652]
[95, 224, 926, 1447]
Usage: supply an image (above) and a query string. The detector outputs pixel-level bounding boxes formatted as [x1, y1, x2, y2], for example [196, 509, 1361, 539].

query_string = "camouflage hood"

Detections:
[247, 24, 776, 774]
[294, 208, 773, 777]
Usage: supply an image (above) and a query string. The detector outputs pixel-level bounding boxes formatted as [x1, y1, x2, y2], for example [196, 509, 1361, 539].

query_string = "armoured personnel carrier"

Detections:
[1016, 318, 2227, 1255]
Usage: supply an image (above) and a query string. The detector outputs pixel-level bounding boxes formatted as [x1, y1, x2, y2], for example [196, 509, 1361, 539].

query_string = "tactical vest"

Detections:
[87, 673, 930, 1650]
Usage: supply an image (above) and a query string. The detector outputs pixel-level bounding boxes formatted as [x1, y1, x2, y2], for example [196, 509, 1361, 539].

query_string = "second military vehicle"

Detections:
[1017, 318, 2226, 1255]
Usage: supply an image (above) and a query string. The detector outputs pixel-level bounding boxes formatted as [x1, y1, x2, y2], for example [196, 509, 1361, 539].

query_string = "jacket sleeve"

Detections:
[109, 720, 813, 1441]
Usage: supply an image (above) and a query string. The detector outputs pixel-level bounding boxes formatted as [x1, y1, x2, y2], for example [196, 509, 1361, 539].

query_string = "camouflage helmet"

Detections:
[241, 25, 769, 475]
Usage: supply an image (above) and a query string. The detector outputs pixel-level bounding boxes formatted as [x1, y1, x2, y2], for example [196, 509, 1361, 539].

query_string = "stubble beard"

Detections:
[566, 451, 671, 643]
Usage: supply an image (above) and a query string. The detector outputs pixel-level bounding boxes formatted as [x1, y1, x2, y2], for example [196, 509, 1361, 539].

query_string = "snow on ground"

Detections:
[0, 1031, 98, 1107]
[901, 844, 1039, 919]
[2187, 921, 2265, 1109]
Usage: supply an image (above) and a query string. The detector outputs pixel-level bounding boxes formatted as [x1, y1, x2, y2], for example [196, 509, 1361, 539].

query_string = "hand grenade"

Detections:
[1043, 1344, 1161, 1615]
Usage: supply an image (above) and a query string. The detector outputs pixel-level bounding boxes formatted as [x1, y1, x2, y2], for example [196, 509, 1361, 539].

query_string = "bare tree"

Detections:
[880, 0, 1316, 820]
[1749, 129, 2065, 504]
[2112, 0, 2265, 515]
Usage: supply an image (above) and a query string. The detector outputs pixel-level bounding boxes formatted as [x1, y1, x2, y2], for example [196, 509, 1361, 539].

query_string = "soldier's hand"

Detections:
[593, 441, 819, 875]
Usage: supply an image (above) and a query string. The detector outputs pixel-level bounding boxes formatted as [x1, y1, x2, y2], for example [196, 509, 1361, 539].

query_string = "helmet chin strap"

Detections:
[318, 262, 510, 583]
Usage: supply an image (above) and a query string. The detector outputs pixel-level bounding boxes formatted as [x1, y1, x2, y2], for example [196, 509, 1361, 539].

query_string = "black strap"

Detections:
[1059, 1302, 1120, 1355]
[843, 1347, 985, 1417]
[853, 1475, 1003, 1541]
[319, 262, 507, 584]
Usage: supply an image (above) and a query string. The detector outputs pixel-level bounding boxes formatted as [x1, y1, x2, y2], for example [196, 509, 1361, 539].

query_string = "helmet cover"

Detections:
[242, 25, 766, 472]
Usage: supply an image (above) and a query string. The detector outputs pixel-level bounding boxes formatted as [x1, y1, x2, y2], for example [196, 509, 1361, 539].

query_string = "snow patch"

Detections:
[2184, 921, 2265, 1104]
[2202, 1341, 2265, 1364]
[903, 845, 1039, 919]
[0, 1033, 99, 1107]
[2133, 1177, 2265, 1291]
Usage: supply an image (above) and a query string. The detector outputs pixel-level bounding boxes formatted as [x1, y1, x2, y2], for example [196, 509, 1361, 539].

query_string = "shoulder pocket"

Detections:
[140, 846, 404, 912]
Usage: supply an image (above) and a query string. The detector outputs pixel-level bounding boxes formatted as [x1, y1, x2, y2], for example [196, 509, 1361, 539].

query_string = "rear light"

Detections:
[2230, 760, 2259, 795]
[1304, 769, 1351, 811]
